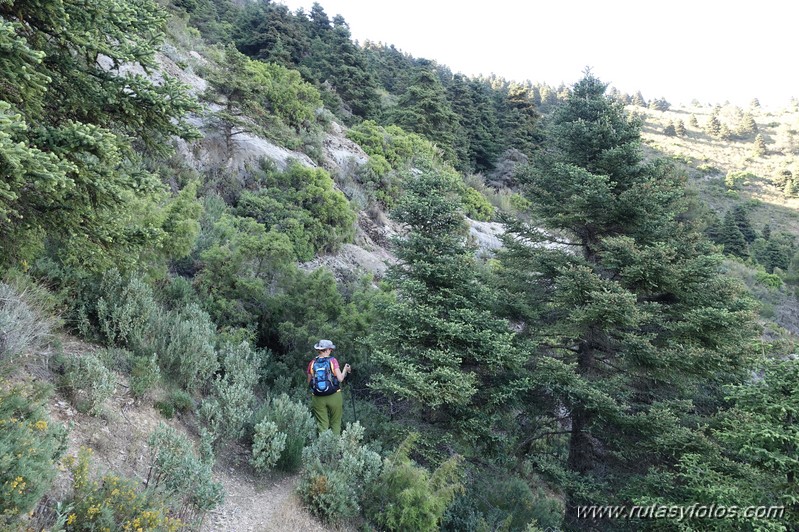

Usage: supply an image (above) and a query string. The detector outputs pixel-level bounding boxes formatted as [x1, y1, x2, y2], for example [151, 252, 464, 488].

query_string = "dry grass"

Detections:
[636, 101, 799, 235]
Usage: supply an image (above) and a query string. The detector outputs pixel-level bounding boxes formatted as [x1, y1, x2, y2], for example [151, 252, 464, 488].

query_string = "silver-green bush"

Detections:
[129, 352, 161, 400]
[145, 423, 224, 525]
[0, 281, 53, 362]
[95, 270, 158, 350]
[148, 303, 218, 392]
[200, 341, 259, 445]
[250, 393, 315, 473]
[61, 353, 116, 415]
[297, 422, 381, 522]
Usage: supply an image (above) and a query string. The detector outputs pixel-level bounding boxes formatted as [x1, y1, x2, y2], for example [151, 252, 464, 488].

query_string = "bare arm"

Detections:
[334, 363, 351, 382]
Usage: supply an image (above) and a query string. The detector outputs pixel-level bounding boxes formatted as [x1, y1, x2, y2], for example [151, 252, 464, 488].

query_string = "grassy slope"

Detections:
[636, 101, 799, 339]
[637, 101, 799, 230]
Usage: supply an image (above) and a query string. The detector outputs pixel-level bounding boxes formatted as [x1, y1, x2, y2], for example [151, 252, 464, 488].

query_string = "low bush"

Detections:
[155, 388, 197, 419]
[297, 422, 381, 522]
[94, 269, 158, 350]
[0, 383, 66, 526]
[61, 447, 184, 531]
[0, 280, 55, 363]
[145, 424, 224, 525]
[200, 341, 259, 446]
[364, 433, 463, 532]
[129, 352, 161, 400]
[251, 393, 315, 473]
[60, 353, 117, 415]
[148, 303, 218, 392]
[442, 472, 564, 531]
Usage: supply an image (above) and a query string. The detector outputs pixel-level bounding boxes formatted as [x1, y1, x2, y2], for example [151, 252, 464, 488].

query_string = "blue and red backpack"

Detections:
[310, 356, 340, 396]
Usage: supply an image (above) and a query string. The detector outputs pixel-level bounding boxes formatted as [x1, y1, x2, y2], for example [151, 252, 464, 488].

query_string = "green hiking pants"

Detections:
[311, 391, 343, 435]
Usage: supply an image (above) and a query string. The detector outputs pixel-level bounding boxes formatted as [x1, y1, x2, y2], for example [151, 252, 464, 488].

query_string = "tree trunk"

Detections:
[565, 405, 594, 529]
[564, 344, 596, 529]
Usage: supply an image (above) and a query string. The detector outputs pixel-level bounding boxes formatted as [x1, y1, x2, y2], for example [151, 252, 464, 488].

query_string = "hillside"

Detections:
[636, 102, 799, 337]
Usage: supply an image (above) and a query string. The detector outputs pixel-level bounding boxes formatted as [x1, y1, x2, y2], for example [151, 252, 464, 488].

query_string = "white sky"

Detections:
[277, 0, 798, 108]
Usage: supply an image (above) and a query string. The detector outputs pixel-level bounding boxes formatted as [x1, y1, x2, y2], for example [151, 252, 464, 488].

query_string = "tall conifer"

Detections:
[369, 167, 521, 456]
[498, 71, 757, 527]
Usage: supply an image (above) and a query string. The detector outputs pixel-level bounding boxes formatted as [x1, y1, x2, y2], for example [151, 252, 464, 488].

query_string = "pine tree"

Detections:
[647, 357, 799, 528]
[369, 169, 522, 454]
[446, 75, 501, 173]
[719, 122, 733, 140]
[498, 71, 756, 527]
[674, 119, 686, 136]
[233, 1, 309, 66]
[499, 83, 541, 157]
[719, 210, 749, 257]
[738, 112, 758, 136]
[390, 67, 461, 162]
[705, 113, 722, 136]
[0, 0, 199, 271]
[785, 178, 797, 197]
[753, 133, 767, 157]
[731, 205, 757, 243]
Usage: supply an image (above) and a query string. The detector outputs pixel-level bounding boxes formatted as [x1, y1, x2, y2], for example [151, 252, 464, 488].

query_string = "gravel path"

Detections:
[206, 468, 329, 532]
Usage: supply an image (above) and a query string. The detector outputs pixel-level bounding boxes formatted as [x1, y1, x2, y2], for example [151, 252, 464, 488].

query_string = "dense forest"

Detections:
[1, 0, 798, 530]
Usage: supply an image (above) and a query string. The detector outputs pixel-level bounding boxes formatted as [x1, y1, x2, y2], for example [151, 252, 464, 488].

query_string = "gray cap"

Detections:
[314, 339, 336, 350]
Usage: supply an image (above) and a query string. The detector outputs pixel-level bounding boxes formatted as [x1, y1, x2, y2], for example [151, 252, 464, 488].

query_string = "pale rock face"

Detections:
[150, 46, 506, 279]
[467, 218, 505, 256]
[174, 127, 316, 176]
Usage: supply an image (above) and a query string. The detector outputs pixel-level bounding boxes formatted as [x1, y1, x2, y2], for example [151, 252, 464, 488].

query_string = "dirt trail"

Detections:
[207, 465, 329, 532]
[17, 336, 334, 532]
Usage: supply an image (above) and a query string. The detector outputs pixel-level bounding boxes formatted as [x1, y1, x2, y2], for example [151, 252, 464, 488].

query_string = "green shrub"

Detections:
[130, 352, 161, 400]
[297, 422, 381, 522]
[0, 280, 54, 363]
[0, 383, 66, 526]
[725, 170, 756, 190]
[354, 155, 404, 208]
[168, 389, 195, 414]
[145, 424, 224, 524]
[443, 472, 563, 531]
[460, 186, 495, 221]
[755, 270, 783, 289]
[61, 353, 117, 415]
[155, 400, 175, 419]
[158, 275, 199, 311]
[697, 163, 720, 175]
[251, 393, 315, 473]
[364, 434, 463, 532]
[148, 303, 218, 392]
[155, 388, 196, 419]
[62, 447, 184, 531]
[235, 162, 356, 261]
[95, 347, 133, 374]
[95, 269, 158, 350]
[251, 421, 285, 472]
[346, 121, 438, 168]
[199, 341, 259, 446]
[194, 213, 293, 331]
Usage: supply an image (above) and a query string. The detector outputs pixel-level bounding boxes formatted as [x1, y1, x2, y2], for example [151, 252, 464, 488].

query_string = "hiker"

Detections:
[307, 339, 351, 435]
